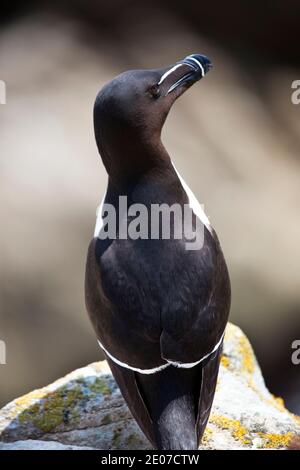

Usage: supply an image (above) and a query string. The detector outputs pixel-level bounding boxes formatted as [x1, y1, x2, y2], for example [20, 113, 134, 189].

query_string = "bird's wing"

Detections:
[196, 340, 223, 444]
[105, 354, 156, 447]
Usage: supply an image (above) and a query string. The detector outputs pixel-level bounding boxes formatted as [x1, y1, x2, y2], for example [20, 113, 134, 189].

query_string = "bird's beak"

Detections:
[158, 54, 212, 96]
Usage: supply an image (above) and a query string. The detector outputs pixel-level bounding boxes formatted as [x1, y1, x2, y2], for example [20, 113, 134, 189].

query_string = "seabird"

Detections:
[85, 54, 231, 450]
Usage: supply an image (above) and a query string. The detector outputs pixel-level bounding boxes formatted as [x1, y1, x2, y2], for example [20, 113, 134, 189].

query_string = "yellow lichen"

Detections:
[202, 426, 213, 444]
[209, 415, 295, 449]
[89, 377, 111, 396]
[18, 385, 85, 433]
[247, 381, 300, 433]
[209, 414, 251, 445]
[268, 395, 286, 411]
[220, 355, 230, 368]
[224, 323, 235, 341]
[267, 396, 300, 429]
[292, 414, 300, 426]
[258, 432, 293, 449]
[238, 334, 255, 376]
[223, 324, 255, 377]
[14, 389, 47, 409]
[16, 377, 113, 434]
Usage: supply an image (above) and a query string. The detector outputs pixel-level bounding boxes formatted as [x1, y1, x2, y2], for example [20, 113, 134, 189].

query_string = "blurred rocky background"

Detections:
[0, 1, 299, 412]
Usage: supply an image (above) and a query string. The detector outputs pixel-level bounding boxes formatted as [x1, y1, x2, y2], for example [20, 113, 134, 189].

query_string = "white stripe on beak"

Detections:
[158, 62, 198, 95]
[158, 63, 185, 85]
[185, 56, 205, 77]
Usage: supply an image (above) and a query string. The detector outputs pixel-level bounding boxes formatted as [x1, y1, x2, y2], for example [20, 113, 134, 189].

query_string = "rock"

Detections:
[0, 323, 299, 450]
[0, 440, 95, 450]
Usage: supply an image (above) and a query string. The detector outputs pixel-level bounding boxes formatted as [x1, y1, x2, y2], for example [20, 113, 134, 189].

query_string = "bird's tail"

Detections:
[136, 363, 202, 450]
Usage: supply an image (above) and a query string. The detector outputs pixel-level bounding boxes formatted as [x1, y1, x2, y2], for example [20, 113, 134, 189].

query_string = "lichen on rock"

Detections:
[0, 323, 299, 450]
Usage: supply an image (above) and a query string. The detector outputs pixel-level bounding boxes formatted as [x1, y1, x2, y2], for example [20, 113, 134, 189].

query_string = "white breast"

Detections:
[94, 193, 106, 237]
[171, 161, 211, 231]
[94, 165, 212, 237]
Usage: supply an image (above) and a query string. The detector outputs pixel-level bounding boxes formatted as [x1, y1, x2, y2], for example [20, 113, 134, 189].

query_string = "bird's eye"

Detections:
[148, 84, 160, 99]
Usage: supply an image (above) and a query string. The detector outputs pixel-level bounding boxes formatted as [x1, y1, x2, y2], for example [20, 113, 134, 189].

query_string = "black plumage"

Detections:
[85, 54, 231, 449]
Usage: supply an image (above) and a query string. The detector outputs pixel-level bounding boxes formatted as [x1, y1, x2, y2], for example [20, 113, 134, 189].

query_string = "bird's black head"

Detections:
[93, 54, 212, 182]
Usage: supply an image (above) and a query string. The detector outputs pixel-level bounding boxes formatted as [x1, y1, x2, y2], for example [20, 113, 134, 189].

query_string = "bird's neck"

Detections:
[98, 130, 173, 189]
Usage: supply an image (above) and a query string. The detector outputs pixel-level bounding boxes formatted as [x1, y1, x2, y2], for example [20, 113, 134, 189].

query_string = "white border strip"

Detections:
[167, 332, 224, 369]
[171, 161, 211, 230]
[94, 193, 106, 237]
[97, 332, 224, 374]
[98, 339, 170, 374]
